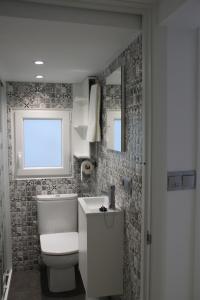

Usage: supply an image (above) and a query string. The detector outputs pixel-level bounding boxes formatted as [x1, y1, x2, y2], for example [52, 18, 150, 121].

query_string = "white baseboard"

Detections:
[2, 269, 12, 300]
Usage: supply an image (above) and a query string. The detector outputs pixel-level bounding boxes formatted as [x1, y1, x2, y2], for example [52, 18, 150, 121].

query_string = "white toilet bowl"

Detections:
[36, 193, 78, 293]
[40, 232, 78, 292]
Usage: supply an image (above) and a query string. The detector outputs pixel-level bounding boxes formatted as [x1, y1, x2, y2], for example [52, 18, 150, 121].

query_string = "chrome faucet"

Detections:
[109, 185, 115, 210]
[102, 185, 115, 210]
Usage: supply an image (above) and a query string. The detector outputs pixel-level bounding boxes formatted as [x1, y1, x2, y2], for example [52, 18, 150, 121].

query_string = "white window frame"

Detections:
[13, 109, 72, 178]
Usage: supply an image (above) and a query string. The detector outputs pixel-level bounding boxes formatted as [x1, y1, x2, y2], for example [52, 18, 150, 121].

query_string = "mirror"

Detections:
[106, 66, 125, 152]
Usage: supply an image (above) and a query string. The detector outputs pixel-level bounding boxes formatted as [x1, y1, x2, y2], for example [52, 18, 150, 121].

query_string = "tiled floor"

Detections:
[8, 270, 85, 300]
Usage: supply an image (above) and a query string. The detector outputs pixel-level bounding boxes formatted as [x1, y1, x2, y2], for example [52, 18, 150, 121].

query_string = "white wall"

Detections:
[193, 29, 200, 300]
[159, 0, 200, 29]
[164, 27, 197, 300]
[150, 23, 197, 300]
[159, 0, 188, 23]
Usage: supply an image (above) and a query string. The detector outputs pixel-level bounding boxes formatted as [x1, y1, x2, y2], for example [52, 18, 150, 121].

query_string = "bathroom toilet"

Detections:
[36, 194, 78, 293]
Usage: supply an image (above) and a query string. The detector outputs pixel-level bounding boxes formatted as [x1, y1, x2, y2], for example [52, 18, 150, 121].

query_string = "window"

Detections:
[13, 110, 71, 177]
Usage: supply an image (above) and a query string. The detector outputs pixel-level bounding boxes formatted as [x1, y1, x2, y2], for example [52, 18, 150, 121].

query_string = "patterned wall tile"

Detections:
[0, 131, 4, 296]
[6, 82, 94, 271]
[93, 34, 143, 300]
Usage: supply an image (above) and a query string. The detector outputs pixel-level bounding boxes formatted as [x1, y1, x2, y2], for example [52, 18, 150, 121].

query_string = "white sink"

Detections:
[79, 196, 109, 213]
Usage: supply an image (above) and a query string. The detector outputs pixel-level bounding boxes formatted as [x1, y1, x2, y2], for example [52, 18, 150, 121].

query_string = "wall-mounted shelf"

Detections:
[73, 153, 90, 159]
[72, 78, 91, 159]
[73, 125, 88, 139]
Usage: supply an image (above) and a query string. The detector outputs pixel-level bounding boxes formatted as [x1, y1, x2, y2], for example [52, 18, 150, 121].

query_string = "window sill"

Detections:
[13, 174, 74, 181]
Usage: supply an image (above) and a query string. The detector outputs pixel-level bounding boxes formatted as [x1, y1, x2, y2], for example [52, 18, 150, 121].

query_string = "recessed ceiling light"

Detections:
[35, 75, 44, 79]
[34, 60, 44, 65]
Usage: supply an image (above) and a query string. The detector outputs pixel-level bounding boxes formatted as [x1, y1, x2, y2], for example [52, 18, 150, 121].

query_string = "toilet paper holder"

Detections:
[80, 159, 95, 181]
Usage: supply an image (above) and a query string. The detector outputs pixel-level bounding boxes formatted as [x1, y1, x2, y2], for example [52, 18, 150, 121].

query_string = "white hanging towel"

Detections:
[86, 83, 101, 142]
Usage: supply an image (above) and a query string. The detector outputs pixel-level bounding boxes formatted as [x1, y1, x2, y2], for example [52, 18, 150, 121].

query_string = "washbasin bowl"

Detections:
[78, 196, 120, 214]
[82, 196, 108, 209]
[79, 196, 109, 213]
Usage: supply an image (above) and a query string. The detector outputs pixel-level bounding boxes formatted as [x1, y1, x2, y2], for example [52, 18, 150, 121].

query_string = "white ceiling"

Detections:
[162, 0, 200, 29]
[0, 16, 139, 83]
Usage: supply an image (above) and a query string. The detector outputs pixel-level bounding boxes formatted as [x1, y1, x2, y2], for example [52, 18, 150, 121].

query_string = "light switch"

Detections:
[182, 174, 195, 189]
[168, 175, 182, 190]
[167, 170, 196, 191]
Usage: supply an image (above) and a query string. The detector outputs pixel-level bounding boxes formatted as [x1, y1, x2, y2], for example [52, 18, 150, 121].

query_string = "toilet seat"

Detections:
[40, 232, 78, 256]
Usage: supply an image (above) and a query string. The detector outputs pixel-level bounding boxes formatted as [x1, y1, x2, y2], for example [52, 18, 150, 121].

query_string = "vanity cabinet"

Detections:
[78, 199, 124, 298]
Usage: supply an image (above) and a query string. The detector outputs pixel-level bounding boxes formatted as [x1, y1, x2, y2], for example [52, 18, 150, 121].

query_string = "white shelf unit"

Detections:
[72, 79, 91, 159]
[73, 152, 90, 159]
[73, 125, 88, 139]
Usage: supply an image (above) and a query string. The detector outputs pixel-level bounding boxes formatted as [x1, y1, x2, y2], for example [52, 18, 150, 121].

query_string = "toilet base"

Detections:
[47, 266, 76, 292]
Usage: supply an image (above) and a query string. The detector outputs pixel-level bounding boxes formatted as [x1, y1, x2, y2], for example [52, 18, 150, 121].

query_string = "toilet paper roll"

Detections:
[81, 160, 94, 181]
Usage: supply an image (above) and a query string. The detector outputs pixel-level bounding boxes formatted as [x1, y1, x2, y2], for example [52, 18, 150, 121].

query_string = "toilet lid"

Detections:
[40, 232, 78, 256]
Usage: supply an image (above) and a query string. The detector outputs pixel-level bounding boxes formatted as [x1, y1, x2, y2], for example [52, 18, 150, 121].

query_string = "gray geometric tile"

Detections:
[93, 35, 143, 300]
[6, 82, 95, 271]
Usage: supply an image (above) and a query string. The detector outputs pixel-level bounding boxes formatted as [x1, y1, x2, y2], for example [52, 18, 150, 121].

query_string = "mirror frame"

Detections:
[121, 65, 126, 152]
[105, 65, 126, 153]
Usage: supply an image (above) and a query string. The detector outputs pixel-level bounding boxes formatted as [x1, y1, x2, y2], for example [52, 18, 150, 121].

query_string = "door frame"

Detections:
[140, 8, 153, 300]
[0, 1, 154, 299]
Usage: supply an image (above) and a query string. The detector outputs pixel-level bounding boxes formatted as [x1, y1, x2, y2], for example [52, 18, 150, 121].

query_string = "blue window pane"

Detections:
[24, 119, 62, 168]
[114, 119, 121, 152]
